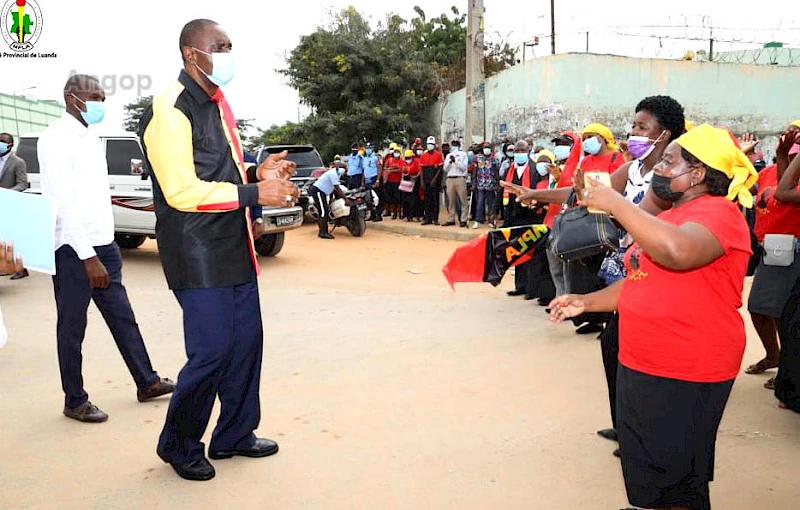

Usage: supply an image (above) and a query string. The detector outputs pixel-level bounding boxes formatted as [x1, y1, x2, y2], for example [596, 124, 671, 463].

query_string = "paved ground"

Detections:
[0, 224, 798, 510]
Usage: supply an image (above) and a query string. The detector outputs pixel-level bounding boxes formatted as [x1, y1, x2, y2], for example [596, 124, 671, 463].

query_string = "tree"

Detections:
[124, 96, 255, 140]
[255, 5, 515, 162]
[123, 95, 152, 133]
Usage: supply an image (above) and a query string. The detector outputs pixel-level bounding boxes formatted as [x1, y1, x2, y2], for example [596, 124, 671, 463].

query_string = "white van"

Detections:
[16, 131, 303, 257]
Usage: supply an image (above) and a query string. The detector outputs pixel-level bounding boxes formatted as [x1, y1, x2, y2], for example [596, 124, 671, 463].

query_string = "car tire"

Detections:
[115, 234, 147, 250]
[254, 232, 285, 257]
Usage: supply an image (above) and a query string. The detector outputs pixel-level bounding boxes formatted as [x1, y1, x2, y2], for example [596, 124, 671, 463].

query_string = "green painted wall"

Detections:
[432, 53, 800, 156]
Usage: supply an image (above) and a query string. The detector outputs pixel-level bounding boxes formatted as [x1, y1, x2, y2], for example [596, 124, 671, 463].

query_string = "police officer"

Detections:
[309, 166, 348, 239]
[362, 142, 382, 221]
[346, 143, 364, 189]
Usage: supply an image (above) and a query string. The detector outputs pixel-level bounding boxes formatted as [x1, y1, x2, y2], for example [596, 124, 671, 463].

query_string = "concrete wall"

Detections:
[432, 53, 800, 157]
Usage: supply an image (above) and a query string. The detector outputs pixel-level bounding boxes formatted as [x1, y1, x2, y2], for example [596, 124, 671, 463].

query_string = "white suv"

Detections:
[16, 131, 303, 257]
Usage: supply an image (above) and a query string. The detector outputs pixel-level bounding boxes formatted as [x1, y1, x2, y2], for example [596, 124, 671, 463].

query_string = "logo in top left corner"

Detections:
[2, 0, 43, 52]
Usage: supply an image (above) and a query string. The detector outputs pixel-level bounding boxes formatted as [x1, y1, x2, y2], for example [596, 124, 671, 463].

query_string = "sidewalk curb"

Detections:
[368, 220, 483, 242]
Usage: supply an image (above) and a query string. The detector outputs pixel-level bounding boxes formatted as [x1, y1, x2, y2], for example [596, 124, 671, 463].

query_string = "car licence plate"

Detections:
[276, 215, 295, 227]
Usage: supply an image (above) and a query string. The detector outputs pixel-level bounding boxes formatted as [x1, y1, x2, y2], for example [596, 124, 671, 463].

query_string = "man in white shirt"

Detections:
[309, 166, 349, 239]
[443, 138, 469, 227]
[38, 74, 174, 423]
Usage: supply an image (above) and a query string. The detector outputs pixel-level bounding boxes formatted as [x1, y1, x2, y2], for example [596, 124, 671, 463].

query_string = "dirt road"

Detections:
[0, 225, 797, 509]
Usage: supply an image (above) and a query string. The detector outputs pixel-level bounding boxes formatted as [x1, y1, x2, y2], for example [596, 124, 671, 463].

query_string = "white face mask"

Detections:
[192, 47, 235, 87]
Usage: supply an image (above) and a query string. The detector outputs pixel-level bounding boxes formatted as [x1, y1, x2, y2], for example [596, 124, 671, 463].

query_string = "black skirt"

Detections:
[617, 365, 734, 510]
[385, 182, 402, 206]
[775, 277, 800, 412]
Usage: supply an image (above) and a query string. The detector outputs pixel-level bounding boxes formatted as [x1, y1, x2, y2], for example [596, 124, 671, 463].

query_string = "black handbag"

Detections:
[550, 189, 620, 261]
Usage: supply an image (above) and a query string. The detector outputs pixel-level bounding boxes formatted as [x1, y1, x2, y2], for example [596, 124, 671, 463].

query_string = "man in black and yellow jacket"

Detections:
[139, 18, 299, 482]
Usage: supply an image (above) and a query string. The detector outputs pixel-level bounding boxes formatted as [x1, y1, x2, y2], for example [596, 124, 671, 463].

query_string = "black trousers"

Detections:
[423, 185, 441, 223]
[53, 243, 158, 408]
[158, 280, 262, 464]
[310, 185, 331, 235]
[347, 174, 363, 190]
[600, 313, 620, 429]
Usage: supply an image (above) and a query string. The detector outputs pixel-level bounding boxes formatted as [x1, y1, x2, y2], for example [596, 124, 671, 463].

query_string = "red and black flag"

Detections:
[442, 224, 550, 289]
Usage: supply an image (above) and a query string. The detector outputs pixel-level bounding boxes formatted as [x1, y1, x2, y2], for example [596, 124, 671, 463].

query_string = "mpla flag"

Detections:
[442, 224, 550, 290]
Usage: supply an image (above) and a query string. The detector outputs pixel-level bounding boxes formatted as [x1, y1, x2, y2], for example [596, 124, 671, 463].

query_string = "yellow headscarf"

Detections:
[685, 120, 696, 132]
[791, 120, 800, 130]
[675, 124, 759, 208]
[535, 149, 556, 164]
[582, 123, 619, 152]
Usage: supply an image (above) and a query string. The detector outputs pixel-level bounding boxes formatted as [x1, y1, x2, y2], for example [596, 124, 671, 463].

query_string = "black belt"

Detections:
[448, 176, 465, 179]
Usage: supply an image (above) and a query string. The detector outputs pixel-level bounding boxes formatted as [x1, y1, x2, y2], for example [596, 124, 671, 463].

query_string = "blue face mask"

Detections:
[450, 146, 458, 154]
[72, 94, 105, 125]
[0, 142, 9, 153]
[553, 145, 571, 162]
[514, 153, 529, 166]
[193, 47, 235, 87]
[535, 162, 550, 176]
[366, 148, 374, 156]
[483, 148, 491, 156]
[583, 136, 602, 155]
[427, 144, 435, 151]
[468, 151, 474, 158]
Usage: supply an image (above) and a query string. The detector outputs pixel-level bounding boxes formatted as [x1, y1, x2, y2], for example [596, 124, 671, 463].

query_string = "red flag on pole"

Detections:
[442, 224, 550, 290]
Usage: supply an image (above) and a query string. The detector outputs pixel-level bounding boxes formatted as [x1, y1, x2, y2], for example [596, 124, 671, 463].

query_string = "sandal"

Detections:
[764, 377, 776, 390]
[745, 359, 778, 375]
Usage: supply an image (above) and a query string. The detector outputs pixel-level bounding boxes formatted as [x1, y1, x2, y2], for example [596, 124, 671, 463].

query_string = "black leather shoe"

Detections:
[63, 401, 108, 423]
[421, 221, 432, 226]
[319, 233, 335, 239]
[137, 378, 176, 402]
[209, 438, 279, 460]
[524, 295, 536, 301]
[168, 458, 215, 481]
[460, 222, 468, 228]
[597, 428, 618, 442]
[537, 297, 551, 306]
[442, 222, 456, 227]
[507, 289, 525, 297]
[10, 269, 28, 280]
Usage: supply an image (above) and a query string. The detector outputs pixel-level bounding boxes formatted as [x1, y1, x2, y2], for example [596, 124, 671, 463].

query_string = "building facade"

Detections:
[0, 92, 62, 140]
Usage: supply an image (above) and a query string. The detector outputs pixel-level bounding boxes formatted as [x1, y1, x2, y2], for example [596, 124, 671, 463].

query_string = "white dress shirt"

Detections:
[444, 150, 469, 177]
[39, 113, 114, 260]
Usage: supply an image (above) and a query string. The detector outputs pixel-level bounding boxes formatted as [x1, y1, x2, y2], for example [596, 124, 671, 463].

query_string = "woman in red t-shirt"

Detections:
[744, 124, 800, 388]
[382, 146, 403, 219]
[773, 128, 800, 412]
[400, 149, 422, 221]
[580, 122, 626, 175]
[549, 125, 757, 510]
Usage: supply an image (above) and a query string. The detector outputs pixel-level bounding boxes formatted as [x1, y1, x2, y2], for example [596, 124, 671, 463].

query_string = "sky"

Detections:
[2, 0, 799, 136]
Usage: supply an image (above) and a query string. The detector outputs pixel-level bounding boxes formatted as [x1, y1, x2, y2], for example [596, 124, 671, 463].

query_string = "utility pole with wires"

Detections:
[465, 0, 485, 145]
[550, 0, 556, 55]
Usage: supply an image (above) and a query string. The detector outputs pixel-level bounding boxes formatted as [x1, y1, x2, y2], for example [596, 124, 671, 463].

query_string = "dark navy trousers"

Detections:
[53, 243, 159, 408]
[157, 280, 263, 464]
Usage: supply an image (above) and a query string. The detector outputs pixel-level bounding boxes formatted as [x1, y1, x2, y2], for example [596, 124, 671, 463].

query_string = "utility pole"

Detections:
[709, 27, 714, 62]
[465, 0, 485, 145]
[550, 0, 556, 55]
